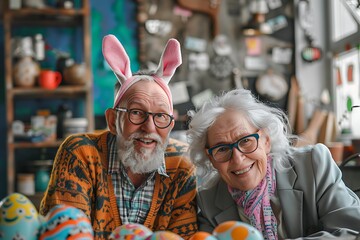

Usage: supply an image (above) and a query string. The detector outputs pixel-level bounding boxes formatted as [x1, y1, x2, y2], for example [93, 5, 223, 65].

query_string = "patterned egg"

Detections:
[39, 204, 94, 240]
[109, 223, 153, 240]
[189, 231, 218, 240]
[146, 231, 184, 240]
[0, 192, 42, 240]
[213, 221, 263, 240]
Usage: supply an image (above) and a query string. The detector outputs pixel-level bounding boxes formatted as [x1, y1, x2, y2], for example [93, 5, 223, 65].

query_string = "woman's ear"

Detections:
[264, 134, 271, 154]
[105, 108, 117, 135]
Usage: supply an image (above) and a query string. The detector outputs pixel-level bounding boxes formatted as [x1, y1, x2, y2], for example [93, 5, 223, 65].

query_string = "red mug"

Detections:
[39, 70, 62, 89]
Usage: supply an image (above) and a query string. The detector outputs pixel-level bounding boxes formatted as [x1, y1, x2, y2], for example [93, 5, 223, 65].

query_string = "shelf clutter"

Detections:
[3, 0, 94, 195]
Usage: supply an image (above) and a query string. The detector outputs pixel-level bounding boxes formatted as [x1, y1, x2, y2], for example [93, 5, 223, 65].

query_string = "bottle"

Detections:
[34, 34, 45, 61]
[56, 104, 73, 139]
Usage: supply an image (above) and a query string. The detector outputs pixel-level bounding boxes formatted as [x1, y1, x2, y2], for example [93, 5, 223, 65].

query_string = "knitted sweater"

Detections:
[39, 131, 198, 239]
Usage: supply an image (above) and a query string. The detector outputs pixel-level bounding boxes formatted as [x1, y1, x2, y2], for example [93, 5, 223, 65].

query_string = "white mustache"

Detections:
[130, 132, 163, 144]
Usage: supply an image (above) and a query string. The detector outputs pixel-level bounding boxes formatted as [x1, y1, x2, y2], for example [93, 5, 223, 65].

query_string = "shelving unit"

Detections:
[3, 0, 94, 194]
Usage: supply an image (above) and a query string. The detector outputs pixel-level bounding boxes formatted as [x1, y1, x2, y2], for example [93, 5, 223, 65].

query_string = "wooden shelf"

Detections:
[3, 0, 93, 195]
[3, 5, 90, 26]
[10, 85, 90, 97]
[5, 7, 87, 16]
[10, 140, 63, 149]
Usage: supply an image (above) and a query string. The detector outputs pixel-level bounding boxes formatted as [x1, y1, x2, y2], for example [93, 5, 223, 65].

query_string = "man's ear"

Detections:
[169, 119, 175, 132]
[105, 108, 117, 135]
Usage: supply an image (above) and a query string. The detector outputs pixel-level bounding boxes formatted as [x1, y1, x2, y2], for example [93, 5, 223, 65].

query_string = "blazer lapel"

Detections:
[211, 169, 304, 238]
[276, 167, 304, 238]
[214, 180, 241, 224]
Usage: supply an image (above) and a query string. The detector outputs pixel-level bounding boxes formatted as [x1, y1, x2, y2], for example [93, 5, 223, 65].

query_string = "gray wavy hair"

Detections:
[186, 88, 296, 186]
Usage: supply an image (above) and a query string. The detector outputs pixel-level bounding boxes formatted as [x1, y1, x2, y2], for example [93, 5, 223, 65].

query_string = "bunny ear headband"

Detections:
[102, 34, 182, 113]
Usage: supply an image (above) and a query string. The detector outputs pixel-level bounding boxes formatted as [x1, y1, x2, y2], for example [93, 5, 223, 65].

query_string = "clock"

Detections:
[209, 55, 235, 79]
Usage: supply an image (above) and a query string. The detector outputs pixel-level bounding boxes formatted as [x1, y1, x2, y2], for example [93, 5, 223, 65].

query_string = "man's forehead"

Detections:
[126, 80, 166, 96]
[121, 81, 170, 107]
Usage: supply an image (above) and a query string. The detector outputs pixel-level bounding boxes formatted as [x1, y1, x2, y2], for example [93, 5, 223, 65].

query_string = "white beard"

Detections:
[116, 131, 168, 174]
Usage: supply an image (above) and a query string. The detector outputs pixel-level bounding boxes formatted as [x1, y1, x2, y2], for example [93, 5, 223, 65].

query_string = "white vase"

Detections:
[13, 57, 40, 88]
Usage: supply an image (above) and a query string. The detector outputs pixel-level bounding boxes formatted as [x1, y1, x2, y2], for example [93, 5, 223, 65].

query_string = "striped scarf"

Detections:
[228, 157, 278, 240]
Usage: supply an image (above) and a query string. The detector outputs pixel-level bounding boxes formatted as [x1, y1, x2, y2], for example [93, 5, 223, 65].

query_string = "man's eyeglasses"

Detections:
[114, 108, 174, 129]
[207, 132, 260, 163]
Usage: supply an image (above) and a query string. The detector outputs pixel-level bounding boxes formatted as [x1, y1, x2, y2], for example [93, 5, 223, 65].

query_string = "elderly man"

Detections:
[40, 35, 197, 239]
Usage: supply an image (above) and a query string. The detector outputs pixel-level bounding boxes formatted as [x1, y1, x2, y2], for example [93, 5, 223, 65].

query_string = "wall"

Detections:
[294, 0, 330, 119]
[90, 0, 138, 116]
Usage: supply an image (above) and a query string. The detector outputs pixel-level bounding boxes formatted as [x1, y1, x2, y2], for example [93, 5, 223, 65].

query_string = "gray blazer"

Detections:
[197, 144, 360, 239]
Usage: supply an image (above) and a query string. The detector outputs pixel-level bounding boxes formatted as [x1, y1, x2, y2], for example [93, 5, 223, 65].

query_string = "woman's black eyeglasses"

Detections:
[206, 132, 260, 163]
[114, 108, 174, 129]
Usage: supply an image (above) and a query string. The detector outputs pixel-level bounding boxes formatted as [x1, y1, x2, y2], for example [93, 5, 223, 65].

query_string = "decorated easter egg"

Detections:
[146, 230, 184, 240]
[0, 192, 42, 240]
[213, 221, 263, 240]
[39, 204, 94, 240]
[109, 223, 153, 240]
[189, 231, 218, 240]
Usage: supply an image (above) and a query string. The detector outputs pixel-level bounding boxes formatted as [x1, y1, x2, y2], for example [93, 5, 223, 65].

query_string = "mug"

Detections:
[39, 70, 62, 89]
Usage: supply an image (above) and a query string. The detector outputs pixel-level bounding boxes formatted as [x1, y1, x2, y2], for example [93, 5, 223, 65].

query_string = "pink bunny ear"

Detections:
[102, 34, 132, 84]
[155, 38, 182, 84]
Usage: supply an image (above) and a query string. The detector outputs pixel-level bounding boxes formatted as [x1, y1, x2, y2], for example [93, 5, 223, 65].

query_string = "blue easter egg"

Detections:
[39, 204, 94, 240]
[0, 193, 42, 240]
[213, 221, 263, 240]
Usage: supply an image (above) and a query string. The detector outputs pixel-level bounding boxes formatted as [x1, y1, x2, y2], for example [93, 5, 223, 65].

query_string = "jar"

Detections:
[35, 168, 50, 192]
[63, 118, 88, 137]
[63, 63, 87, 85]
[17, 173, 35, 195]
[32, 160, 53, 192]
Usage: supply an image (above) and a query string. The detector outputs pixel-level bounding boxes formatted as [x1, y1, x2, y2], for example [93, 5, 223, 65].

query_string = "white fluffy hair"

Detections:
[186, 88, 296, 187]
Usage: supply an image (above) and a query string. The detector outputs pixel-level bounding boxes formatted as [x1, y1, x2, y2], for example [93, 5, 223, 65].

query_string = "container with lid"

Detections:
[63, 118, 88, 137]
[17, 173, 35, 195]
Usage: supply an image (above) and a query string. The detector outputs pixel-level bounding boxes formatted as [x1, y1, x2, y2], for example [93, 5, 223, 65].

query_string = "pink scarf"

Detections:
[228, 157, 278, 240]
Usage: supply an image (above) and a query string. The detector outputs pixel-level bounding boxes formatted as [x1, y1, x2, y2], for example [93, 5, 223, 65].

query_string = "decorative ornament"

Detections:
[298, 0, 322, 63]
[301, 45, 322, 62]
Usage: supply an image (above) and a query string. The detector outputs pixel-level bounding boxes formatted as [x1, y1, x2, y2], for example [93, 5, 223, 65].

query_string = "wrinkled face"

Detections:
[116, 80, 174, 160]
[206, 110, 270, 191]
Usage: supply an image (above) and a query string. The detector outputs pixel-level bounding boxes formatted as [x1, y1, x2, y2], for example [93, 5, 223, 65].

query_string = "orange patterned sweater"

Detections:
[39, 131, 198, 239]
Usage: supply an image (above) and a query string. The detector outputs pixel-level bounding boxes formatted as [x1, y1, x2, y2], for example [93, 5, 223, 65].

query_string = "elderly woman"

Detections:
[186, 88, 360, 239]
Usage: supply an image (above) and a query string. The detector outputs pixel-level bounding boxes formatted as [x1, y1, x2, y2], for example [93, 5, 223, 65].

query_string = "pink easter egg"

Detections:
[109, 223, 153, 240]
